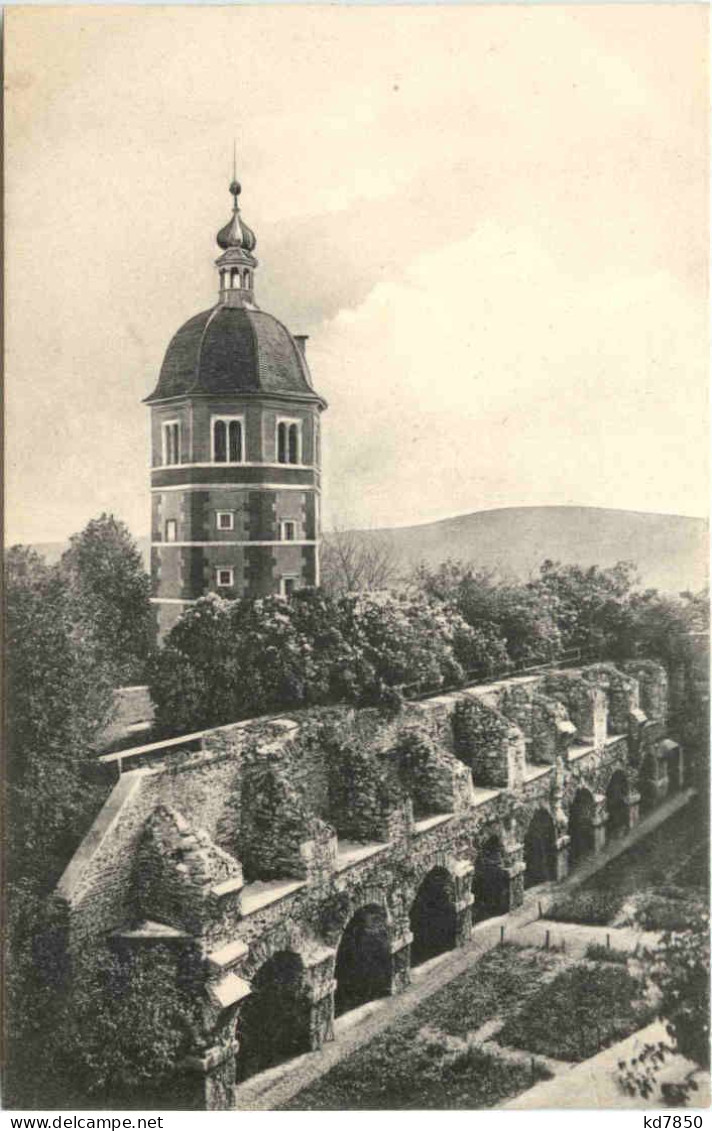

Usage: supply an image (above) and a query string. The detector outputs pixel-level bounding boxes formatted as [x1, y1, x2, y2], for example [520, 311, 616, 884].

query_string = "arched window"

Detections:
[213, 419, 227, 463]
[212, 416, 244, 463]
[243, 270, 251, 290]
[230, 268, 239, 289]
[277, 418, 302, 465]
[162, 420, 180, 466]
[228, 420, 242, 463]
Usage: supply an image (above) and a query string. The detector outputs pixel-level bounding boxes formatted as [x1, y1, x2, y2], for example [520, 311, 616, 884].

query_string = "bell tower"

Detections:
[144, 176, 327, 641]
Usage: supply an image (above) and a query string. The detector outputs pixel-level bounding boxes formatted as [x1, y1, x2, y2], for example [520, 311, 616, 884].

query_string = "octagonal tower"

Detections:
[145, 178, 327, 640]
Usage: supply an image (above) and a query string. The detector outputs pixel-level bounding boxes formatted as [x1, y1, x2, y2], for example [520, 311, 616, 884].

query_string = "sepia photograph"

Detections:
[3, 2, 710, 1116]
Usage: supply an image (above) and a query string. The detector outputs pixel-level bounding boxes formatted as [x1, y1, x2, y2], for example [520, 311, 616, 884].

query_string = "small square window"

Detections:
[217, 511, 234, 531]
[217, 568, 234, 588]
[165, 519, 177, 543]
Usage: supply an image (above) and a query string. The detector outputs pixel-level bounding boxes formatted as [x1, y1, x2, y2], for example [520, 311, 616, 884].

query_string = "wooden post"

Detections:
[500, 925, 505, 946]
[545, 929, 550, 950]
[607, 932, 611, 950]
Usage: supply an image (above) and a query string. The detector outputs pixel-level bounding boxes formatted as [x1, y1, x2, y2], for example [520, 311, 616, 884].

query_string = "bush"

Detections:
[49, 945, 203, 1106]
[628, 893, 706, 934]
[547, 890, 625, 926]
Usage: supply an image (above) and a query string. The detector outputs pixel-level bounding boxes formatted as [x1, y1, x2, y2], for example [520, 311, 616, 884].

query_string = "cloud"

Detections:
[312, 223, 708, 529]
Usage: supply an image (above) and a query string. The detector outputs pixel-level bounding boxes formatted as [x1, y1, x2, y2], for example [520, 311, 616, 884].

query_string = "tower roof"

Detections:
[145, 305, 326, 405]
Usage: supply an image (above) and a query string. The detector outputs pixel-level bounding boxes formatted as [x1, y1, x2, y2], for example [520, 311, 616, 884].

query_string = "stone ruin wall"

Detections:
[53, 659, 688, 1108]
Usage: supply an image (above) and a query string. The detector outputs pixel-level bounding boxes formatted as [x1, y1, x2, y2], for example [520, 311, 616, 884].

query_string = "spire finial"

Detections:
[229, 141, 241, 210]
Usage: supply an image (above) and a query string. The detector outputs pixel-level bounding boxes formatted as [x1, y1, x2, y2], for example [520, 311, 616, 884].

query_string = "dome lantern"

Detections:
[215, 176, 258, 308]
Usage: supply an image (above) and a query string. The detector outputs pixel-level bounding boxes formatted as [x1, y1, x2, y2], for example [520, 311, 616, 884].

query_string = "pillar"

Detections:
[388, 928, 413, 995]
[308, 979, 336, 1049]
[452, 859, 475, 944]
[504, 860, 526, 911]
[183, 1040, 239, 1111]
[554, 834, 570, 881]
[624, 789, 641, 830]
[592, 797, 608, 854]
[304, 946, 337, 1049]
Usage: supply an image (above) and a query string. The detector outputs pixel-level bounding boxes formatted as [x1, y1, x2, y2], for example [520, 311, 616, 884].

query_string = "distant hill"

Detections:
[23, 506, 708, 595]
[343, 507, 709, 594]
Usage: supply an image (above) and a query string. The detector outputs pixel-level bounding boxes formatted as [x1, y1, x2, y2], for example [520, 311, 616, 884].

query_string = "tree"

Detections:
[415, 561, 559, 667]
[320, 526, 401, 595]
[60, 513, 155, 683]
[531, 559, 639, 658]
[4, 545, 117, 1106]
[617, 907, 710, 1105]
[5, 545, 115, 887]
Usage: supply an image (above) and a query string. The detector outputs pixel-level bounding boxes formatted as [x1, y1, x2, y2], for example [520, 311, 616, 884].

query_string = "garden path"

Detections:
[500, 1019, 711, 1109]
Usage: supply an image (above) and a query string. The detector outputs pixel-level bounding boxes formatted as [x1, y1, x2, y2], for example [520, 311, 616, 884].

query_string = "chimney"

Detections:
[294, 334, 309, 358]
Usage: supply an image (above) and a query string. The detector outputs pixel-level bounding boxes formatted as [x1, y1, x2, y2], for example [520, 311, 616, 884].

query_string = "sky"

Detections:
[5, 4, 709, 545]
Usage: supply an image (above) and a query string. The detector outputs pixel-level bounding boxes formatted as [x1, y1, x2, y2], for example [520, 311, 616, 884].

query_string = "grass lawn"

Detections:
[282, 945, 558, 1110]
[497, 963, 652, 1062]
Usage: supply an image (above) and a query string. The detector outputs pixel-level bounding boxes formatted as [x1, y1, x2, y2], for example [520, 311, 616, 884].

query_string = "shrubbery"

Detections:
[415, 558, 709, 675]
[547, 890, 625, 926]
[4, 519, 154, 1108]
[148, 589, 498, 734]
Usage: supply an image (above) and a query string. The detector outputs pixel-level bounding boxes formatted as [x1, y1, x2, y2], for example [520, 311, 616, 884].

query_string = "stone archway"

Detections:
[606, 770, 629, 839]
[236, 950, 311, 1082]
[334, 904, 391, 1017]
[524, 808, 557, 888]
[409, 866, 457, 967]
[569, 788, 597, 868]
[473, 835, 509, 922]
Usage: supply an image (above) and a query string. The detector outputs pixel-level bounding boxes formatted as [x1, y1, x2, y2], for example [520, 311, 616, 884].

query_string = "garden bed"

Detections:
[497, 963, 652, 1062]
[282, 945, 559, 1110]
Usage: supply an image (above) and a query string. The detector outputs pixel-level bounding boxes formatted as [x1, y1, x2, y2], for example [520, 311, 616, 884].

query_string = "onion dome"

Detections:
[216, 179, 257, 253]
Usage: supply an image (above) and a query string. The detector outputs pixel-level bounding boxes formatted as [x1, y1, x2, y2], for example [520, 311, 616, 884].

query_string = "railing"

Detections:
[98, 648, 595, 775]
[401, 647, 589, 702]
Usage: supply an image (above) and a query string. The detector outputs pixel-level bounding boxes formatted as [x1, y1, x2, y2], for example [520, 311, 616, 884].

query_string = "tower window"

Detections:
[279, 520, 298, 541]
[165, 519, 177, 542]
[279, 576, 298, 598]
[216, 511, 234, 531]
[230, 268, 240, 289]
[162, 421, 180, 466]
[276, 418, 302, 465]
[212, 416, 244, 463]
[216, 568, 234, 588]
